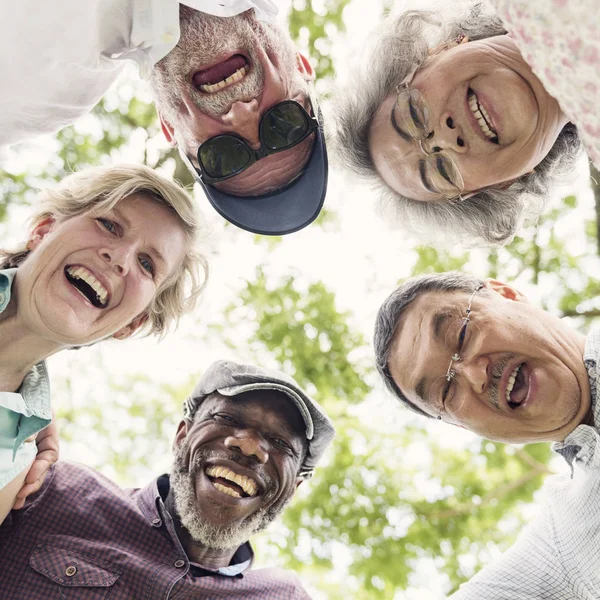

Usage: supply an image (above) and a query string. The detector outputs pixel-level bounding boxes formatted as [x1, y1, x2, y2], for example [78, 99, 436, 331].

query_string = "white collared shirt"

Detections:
[451, 327, 600, 599]
[0, 0, 277, 149]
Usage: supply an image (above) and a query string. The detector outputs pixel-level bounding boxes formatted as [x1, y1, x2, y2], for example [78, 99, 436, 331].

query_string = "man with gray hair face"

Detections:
[374, 271, 600, 598]
[0, 360, 335, 598]
[1, 1, 328, 235]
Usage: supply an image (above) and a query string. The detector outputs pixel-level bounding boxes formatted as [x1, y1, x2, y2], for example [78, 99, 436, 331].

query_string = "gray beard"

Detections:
[151, 8, 297, 121]
[170, 442, 292, 551]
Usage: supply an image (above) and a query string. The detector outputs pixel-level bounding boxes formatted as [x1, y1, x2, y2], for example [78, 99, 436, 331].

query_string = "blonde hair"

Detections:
[0, 164, 208, 337]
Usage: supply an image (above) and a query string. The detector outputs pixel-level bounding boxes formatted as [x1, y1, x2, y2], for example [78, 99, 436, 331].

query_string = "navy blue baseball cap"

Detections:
[181, 97, 328, 236]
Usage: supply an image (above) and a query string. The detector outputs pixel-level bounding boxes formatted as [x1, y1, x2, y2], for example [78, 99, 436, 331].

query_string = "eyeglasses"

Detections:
[191, 100, 318, 185]
[394, 77, 466, 201]
[429, 285, 484, 418]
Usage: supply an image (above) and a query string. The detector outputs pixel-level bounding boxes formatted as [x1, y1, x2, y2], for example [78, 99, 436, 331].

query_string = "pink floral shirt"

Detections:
[492, 0, 600, 167]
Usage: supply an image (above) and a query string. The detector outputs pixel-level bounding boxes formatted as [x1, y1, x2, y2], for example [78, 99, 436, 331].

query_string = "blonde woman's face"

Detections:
[16, 194, 187, 345]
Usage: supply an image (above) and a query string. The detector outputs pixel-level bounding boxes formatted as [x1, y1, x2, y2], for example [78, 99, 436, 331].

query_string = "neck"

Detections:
[164, 490, 239, 570]
[0, 295, 62, 392]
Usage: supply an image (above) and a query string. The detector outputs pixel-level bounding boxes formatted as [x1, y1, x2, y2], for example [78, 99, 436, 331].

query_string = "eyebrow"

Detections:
[113, 206, 167, 271]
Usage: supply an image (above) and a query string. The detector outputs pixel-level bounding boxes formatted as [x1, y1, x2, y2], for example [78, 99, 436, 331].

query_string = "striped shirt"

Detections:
[451, 328, 600, 599]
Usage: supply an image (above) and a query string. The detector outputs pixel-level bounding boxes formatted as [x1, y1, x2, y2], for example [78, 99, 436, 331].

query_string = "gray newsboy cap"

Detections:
[183, 360, 336, 479]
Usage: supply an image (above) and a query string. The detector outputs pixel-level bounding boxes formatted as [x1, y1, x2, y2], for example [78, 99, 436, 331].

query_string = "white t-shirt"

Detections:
[0, 0, 277, 149]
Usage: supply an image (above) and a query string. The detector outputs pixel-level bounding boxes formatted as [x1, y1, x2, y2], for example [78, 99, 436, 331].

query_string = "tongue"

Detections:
[193, 55, 247, 86]
[510, 364, 529, 405]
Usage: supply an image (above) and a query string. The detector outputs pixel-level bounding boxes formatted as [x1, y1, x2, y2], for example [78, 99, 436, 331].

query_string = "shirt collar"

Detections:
[0, 269, 51, 436]
[134, 474, 254, 576]
[0, 268, 18, 313]
[553, 327, 600, 471]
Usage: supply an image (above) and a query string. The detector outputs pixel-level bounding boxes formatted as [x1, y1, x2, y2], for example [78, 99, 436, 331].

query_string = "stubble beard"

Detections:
[170, 441, 292, 551]
[150, 8, 298, 124]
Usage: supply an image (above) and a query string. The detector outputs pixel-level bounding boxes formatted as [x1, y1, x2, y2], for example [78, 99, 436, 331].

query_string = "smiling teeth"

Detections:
[66, 266, 108, 306]
[206, 465, 258, 497]
[200, 66, 247, 93]
[505, 363, 523, 402]
[468, 92, 498, 141]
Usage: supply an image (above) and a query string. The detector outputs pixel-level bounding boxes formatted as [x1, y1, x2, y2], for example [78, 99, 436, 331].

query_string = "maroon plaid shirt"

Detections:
[0, 462, 311, 599]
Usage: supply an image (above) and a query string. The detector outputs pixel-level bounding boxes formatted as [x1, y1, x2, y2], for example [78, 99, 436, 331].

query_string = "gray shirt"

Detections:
[451, 328, 600, 599]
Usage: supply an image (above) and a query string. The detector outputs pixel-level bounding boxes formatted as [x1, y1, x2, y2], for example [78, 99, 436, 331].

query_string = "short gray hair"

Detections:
[334, 2, 582, 246]
[374, 271, 484, 417]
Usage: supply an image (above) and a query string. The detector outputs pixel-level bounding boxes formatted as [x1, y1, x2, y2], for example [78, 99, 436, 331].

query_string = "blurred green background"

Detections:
[1, 1, 599, 598]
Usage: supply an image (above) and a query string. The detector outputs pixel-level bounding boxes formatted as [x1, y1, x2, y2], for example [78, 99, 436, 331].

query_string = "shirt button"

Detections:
[65, 565, 77, 577]
[162, 32, 174, 43]
[174, 559, 185, 568]
[151, 518, 161, 527]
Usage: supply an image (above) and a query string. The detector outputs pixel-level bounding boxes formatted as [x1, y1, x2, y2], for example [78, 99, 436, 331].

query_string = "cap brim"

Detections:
[199, 126, 328, 236]
[217, 382, 315, 440]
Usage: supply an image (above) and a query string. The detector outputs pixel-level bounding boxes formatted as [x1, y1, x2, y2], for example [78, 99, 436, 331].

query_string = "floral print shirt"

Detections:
[492, 0, 600, 167]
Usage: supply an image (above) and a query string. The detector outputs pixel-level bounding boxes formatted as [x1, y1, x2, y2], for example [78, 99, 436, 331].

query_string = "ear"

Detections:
[173, 419, 190, 451]
[428, 34, 470, 58]
[158, 111, 177, 147]
[112, 313, 149, 340]
[484, 279, 528, 303]
[295, 52, 315, 82]
[28, 216, 56, 251]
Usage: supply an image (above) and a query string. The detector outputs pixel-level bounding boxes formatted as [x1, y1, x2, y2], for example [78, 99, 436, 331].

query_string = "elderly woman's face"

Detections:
[17, 193, 187, 345]
[368, 35, 567, 201]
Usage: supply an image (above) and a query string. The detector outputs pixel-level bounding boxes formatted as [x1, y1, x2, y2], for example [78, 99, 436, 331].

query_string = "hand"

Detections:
[12, 416, 59, 510]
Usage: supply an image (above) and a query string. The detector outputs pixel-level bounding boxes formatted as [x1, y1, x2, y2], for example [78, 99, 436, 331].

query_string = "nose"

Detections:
[224, 429, 269, 464]
[99, 242, 135, 276]
[220, 99, 261, 149]
[457, 355, 489, 395]
[424, 114, 468, 154]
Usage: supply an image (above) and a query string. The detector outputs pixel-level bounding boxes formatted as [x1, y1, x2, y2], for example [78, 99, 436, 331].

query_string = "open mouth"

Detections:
[192, 54, 249, 94]
[467, 89, 499, 144]
[505, 362, 530, 409]
[65, 265, 109, 309]
[205, 465, 258, 499]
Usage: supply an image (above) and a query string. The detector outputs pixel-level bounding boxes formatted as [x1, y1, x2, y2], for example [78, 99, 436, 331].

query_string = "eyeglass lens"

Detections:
[199, 103, 311, 179]
[395, 87, 465, 198]
[261, 103, 309, 150]
[199, 136, 252, 179]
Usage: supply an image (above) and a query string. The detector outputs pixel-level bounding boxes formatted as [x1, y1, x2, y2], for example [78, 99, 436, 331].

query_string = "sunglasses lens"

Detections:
[199, 137, 252, 178]
[261, 103, 309, 150]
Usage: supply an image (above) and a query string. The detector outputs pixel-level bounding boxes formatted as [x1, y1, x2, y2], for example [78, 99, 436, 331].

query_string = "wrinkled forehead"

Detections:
[198, 391, 305, 438]
[388, 291, 465, 394]
[213, 135, 315, 197]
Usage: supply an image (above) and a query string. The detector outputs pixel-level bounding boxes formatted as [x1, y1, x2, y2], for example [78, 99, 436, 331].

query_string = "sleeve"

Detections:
[0, 406, 37, 490]
[0, 389, 51, 491]
[450, 515, 574, 600]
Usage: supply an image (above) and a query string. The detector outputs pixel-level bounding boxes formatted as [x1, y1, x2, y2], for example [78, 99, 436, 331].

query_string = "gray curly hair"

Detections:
[334, 1, 582, 246]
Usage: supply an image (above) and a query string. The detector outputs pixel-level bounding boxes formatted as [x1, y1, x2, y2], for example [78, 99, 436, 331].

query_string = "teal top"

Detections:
[0, 268, 52, 489]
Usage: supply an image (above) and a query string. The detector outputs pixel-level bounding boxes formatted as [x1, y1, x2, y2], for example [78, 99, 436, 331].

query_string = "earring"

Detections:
[436, 415, 442, 421]
[455, 33, 467, 44]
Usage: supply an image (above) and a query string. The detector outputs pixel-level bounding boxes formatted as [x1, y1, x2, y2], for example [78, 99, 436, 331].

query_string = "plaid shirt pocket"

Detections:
[16, 543, 122, 600]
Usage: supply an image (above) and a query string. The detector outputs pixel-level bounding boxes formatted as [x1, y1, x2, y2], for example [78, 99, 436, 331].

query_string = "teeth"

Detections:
[505, 363, 523, 402]
[206, 465, 258, 497]
[213, 482, 242, 498]
[200, 65, 247, 93]
[468, 91, 498, 141]
[66, 266, 108, 306]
